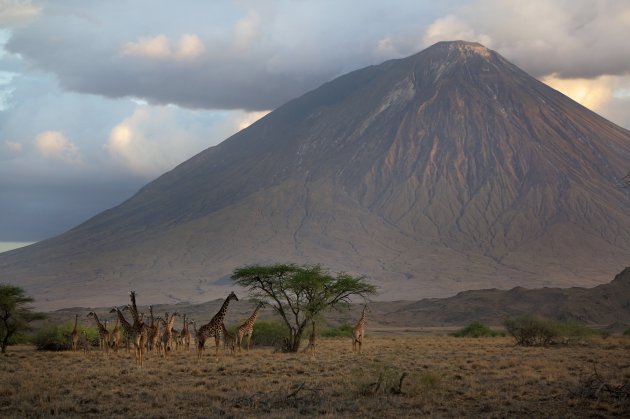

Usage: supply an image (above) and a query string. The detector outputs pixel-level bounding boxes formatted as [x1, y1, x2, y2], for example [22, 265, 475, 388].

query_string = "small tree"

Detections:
[232, 263, 377, 352]
[0, 284, 45, 353]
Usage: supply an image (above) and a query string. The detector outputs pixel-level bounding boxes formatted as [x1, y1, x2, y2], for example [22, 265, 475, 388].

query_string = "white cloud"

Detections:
[121, 35, 171, 59]
[105, 105, 271, 178]
[422, 14, 492, 48]
[233, 11, 262, 52]
[176, 34, 206, 59]
[235, 110, 270, 131]
[121, 34, 206, 61]
[541, 74, 619, 112]
[0, 0, 40, 27]
[34, 131, 81, 163]
[4, 140, 22, 152]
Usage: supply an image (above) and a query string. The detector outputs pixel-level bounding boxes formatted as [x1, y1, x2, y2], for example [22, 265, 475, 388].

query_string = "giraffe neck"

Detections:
[116, 308, 133, 331]
[210, 295, 235, 325]
[247, 306, 261, 325]
[72, 314, 78, 332]
[129, 292, 140, 324]
[182, 315, 189, 333]
[149, 306, 155, 327]
[92, 313, 105, 331]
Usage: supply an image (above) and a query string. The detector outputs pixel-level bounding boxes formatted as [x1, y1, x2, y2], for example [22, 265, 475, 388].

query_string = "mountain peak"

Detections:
[432, 40, 491, 54]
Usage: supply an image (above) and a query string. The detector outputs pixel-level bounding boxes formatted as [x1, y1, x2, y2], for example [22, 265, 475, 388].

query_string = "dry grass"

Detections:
[1, 335, 629, 418]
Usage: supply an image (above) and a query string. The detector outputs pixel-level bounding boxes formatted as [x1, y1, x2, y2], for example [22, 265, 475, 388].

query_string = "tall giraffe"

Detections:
[236, 301, 264, 353]
[221, 323, 236, 354]
[352, 305, 369, 353]
[160, 312, 179, 357]
[111, 314, 121, 352]
[196, 291, 238, 359]
[126, 291, 148, 366]
[147, 305, 161, 355]
[303, 319, 317, 355]
[181, 314, 192, 352]
[190, 319, 197, 349]
[110, 307, 133, 352]
[70, 314, 79, 351]
[87, 311, 110, 353]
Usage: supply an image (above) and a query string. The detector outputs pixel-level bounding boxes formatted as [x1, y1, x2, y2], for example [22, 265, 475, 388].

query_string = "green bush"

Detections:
[451, 321, 504, 337]
[320, 323, 354, 337]
[504, 315, 558, 346]
[33, 322, 99, 351]
[248, 320, 289, 347]
[504, 316, 604, 346]
[623, 328, 630, 336]
[554, 320, 601, 338]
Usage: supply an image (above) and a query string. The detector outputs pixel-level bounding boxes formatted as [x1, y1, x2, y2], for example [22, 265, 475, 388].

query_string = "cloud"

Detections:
[0, 0, 40, 27]
[121, 34, 206, 60]
[422, 0, 630, 79]
[121, 35, 171, 59]
[34, 131, 81, 163]
[176, 34, 206, 59]
[541, 74, 621, 112]
[106, 105, 269, 177]
[422, 14, 492, 48]
[4, 140, 22, 152]
[2, 1, 457, 111]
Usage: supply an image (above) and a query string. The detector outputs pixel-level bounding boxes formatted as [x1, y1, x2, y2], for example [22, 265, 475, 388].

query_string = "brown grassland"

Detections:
[1, 335, 629, 418]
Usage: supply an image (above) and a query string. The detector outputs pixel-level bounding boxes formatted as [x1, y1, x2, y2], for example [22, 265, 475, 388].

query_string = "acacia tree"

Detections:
[232, 263, 377, 352]
[0, 284, 45, 353]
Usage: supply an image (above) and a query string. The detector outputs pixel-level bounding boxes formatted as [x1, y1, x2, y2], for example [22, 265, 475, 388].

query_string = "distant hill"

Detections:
[49, 268, 630, 332]
[374, 267, 630, 329]
[2, 40, 630, 310]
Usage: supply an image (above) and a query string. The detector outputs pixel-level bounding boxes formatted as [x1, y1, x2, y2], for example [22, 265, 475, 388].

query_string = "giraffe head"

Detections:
[87, 311, 96, 319]
[228, 291, 239, 302]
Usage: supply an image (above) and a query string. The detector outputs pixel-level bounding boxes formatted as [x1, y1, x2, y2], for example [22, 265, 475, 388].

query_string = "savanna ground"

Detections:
[1, 335, 629, 418]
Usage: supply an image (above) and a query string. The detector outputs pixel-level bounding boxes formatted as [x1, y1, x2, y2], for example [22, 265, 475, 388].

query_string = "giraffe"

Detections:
[147, 305, 161, 355]
[303, 319, 317, 356]
[160, 312, 179, 357]
[236, 301, 264, 353]
[221, 323, 236, 354]
[110, 307, 134, 352]
[126, 291, 148, 366]
[197, 291, 239, 359]
[70, 314, 79, 351]
[181, 314, 193, 352]
[80, 330, 90, 354]
[190, 319, 198, 350]
[352, 305, 369, 353]
[111, 314, 121, 352]
[87, 311, 110, 353]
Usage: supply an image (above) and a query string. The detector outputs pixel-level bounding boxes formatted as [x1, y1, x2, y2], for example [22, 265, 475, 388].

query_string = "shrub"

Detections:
[249, 320, 289, 347]
[554, 320, 601, 338]
[623, 328, 630, 336]
[33, 322, 99, 351]
[451, 321, 503, 337]
[320, 323, 354, 338]
[504, 315, 558, 346]
[504, 316, 605, 346]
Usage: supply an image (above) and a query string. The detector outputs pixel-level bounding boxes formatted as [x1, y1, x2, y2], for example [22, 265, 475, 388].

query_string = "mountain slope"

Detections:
[2, 41, 630, 310]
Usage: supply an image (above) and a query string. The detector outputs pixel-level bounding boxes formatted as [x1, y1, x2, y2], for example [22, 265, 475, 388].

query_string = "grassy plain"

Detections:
[1, 335, 629, 418]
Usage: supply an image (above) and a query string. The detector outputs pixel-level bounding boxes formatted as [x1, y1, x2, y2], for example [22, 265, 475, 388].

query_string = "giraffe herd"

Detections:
[80, 291, 370, 366]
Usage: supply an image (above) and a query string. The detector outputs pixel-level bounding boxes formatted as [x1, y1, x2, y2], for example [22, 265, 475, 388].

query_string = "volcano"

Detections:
[3, 41, 630, 310]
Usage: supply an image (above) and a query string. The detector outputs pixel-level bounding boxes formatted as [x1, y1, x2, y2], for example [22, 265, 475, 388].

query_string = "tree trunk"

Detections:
[1, 334, 9, 353]
[288, 324, 306, 352]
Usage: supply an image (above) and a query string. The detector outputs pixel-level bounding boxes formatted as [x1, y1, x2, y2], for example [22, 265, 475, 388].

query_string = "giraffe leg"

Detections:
[214, 335, 220, 357]
[246, 334, 252, 352]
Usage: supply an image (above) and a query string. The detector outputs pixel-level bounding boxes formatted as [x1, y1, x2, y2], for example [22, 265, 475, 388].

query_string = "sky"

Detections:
[1, 0, 629, 251]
